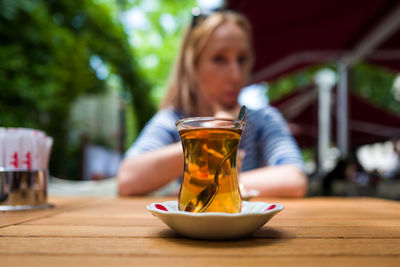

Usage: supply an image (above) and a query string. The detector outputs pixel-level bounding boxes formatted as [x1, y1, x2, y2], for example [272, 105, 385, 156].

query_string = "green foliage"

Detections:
[351, 63, 399, 114]
[0, 0, 155, 179]
[268, 64, 329, 102]
[121, 0, 196, 102]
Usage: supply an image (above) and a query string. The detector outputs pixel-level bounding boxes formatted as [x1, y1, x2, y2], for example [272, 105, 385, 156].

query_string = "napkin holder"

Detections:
[0, 168, 53, 211]
[0, 128, 53, 211]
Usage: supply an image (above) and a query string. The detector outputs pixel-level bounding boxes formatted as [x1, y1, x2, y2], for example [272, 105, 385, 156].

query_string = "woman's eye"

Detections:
[213, 55, 226, 63]
[238, 55, 248, 65]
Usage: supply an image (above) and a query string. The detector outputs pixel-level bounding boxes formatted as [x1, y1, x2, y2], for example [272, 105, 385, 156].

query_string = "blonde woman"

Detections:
[118, 10, 307, 197]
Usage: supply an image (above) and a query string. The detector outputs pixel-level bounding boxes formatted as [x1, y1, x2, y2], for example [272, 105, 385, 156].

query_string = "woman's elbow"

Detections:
[117, 161, 143, 196]
[118, 172, 152, 196]
[117, 172, 132, 197]
[291, 171, 308, 197]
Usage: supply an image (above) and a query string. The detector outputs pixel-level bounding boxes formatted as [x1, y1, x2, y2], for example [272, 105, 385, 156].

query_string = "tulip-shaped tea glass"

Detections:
[176, 117, 245, 213]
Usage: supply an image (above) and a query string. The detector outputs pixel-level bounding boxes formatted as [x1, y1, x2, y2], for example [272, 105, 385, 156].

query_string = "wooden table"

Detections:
[1, 196, 400, 266]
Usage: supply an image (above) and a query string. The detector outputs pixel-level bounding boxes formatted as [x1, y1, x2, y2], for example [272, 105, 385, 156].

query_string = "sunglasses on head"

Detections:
[190, 7, 229, 28]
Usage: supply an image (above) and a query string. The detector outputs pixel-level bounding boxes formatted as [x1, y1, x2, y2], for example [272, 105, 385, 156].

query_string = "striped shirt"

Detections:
[126, 107, 305, 174]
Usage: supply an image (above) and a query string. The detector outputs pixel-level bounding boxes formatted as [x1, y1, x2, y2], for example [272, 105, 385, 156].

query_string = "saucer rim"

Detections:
[146, 200, 284, 218]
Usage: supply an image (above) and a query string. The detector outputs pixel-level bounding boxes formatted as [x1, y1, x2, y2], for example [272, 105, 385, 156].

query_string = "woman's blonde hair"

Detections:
[161, 10, 253, 116]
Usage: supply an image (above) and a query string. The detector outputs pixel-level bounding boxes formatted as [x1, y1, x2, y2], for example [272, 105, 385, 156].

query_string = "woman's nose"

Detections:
[228, 62, 242, 82]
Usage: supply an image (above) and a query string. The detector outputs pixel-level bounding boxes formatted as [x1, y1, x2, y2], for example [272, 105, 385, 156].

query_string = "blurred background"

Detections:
[1, 0, 399, 199]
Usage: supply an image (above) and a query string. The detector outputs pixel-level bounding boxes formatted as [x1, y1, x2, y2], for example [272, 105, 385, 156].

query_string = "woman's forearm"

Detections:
[118, 142, 307, 197]
[240, 165, 308, 198]
[117, 142, 183, 196]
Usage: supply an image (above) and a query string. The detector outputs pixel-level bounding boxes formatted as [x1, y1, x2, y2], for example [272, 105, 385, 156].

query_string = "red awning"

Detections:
[271, 86, 400, 150]
[226, 0, 400, 82]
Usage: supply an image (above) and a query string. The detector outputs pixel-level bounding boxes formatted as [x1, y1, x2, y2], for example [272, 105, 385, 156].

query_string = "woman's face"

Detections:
[195, 21, 252, 110]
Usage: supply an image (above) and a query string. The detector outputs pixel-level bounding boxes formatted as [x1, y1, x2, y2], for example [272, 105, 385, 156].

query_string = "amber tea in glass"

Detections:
[176, 117, 245, 213]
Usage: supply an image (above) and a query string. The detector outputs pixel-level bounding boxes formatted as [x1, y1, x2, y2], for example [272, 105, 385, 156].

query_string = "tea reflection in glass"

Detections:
[176, 118, 245, 213]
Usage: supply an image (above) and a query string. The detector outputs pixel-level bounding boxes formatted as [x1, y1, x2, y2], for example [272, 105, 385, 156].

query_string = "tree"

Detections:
[0, 0, 155, 179]
[119, 0, 196, 102]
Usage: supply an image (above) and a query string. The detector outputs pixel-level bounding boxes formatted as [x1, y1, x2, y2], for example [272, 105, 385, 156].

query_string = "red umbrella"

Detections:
[226, 0, 400, 81]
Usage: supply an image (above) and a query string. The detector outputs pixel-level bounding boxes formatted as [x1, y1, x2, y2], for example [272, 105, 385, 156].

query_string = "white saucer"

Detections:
[147, 201, 284, 240]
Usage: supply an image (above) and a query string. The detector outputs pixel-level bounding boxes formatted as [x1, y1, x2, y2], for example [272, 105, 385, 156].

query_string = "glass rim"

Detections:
[175, 117, 245, 127]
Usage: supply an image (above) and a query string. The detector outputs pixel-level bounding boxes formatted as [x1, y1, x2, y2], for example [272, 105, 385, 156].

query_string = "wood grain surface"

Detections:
[1, 196, 400, 266]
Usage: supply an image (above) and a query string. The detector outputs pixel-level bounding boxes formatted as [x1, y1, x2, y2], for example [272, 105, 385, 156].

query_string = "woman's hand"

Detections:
[212, 102, 242, 119]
